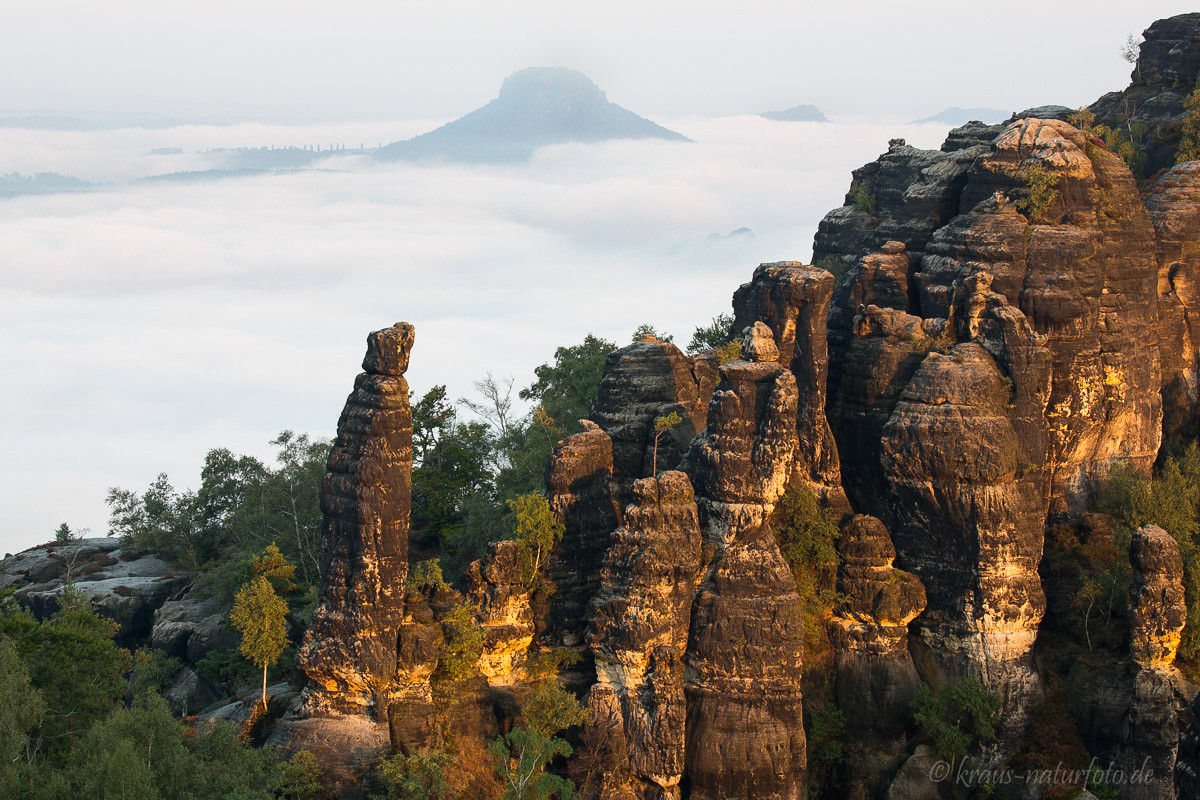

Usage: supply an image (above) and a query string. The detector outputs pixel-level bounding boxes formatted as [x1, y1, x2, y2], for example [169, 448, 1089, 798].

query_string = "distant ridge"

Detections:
[376, 67, 689, 163]
[912, 106, 1011, 125]
[760, 104, 828, 122]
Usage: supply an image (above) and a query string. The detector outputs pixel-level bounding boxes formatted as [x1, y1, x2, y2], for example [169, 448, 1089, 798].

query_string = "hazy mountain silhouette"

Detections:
[760, 104, 828, 122]
[377, 67, 689, 163]
[912, 106, 1010, 125]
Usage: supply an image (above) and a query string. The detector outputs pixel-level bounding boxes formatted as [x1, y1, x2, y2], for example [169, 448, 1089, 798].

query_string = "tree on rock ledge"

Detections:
[231, 575, 288, 710]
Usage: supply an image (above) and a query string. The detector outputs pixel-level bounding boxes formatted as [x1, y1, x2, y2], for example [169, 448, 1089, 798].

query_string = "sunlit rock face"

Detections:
[1091, 13, 1200, 175]
[1145, 162, 1200, 441]
[590, 336, 716, 498]
[731, 262, 849, 512]
[544, 420, 622, 649]
[1129, 525, 1187, 668]
[918, 118, 1161, 512]
[298, 322, 415, 717]
[827, 514, 925, 739]
[468, 540, 536, 685]
[681, 335, 806, 800]
[586, 471, 703, 800]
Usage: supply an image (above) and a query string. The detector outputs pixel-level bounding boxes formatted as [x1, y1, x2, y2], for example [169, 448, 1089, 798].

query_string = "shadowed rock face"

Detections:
[586, 471, 703, 800]
[591, 336, 716, 497]
[544, 420, 622, 648]
[299, 322, 415, 717]
[682, 337, 806, 800]
[1145, 162, 1200, 441]
[828, 515, 925, 739]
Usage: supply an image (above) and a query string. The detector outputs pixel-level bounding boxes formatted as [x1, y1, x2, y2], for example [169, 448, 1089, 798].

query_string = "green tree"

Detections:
[107, 474, 199, 566]
[911, 678, 1000, 762]
[491, 682, 587, 800]
[1179, 86, 1200, 164]
[0, 636, 44, 790]
[506, 494, 565, 585]
[687, 313, 733, 354]
[410, 559, 450, 593]
[229, 575, 289, 710]
[53, 523, 76, 544]
[772, 485, 841, 642]
[519, 335, 615, 437]
[250, 542, 300, 597]
[651, 412, 683, 475]
[630, 324, 673, 344]
[273, 750, 325, 800]
[0, 588, 131, 763]
[1015, 163, 1061, 222]
[435, 602, 485, 683]
[382, 751, 457, 800]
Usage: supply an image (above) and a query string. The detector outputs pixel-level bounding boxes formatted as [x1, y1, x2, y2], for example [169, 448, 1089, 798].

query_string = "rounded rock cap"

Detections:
[362, 322, 415, 376]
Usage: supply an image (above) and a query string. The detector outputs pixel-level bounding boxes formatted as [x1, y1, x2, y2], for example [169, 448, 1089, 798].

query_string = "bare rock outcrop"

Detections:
[1130, 524, 1188, 667]
[298, 321, 415, 716]
[827, 515, 926, 738]
[682, 336, 807, 800]
[731, 262, 849, 511]
[586, 471, 703, 800]
[468, 540, 536, 685]
[590, 336, 716, 494]
[1090, 13, 1200, 175]
[544, 420, 622, 648]
[1144, 162, 1200, 441]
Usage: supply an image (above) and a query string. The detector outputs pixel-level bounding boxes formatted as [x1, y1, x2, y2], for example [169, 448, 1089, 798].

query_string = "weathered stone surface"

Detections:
[591, 336, 714, 493]
[268, 714, 391, 800]
[881, 341, 1047, 745]
[162, 664, 223, 717]
[682, 343, 806, 800]
[299, 322, 415, 717]
[829, 305, 933, 518]
[586, 471, 702, 800]
[1067, 660, 1194, 800]
[1144, 162, 1200, 441]
[467, 540, 536, 685]
[1176, 689, 1200, 799]
[1090, 13, 1200, 175]
[545, 421, 621, 647]
[731, 262, 848, 511]
[9, 539, 188, 646]
[827, 515, 925, 738]
[884, 746, 954, 800]
[151, 594, 228, 660]
[920, 118, 1162, 511]
[1129, 525, 1188, 667]
[684, 534, 806, 800]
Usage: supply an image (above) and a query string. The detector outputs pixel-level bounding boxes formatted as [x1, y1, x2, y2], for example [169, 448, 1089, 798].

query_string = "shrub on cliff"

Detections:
[1015, 163, 1061, 222]
[1098, 445, 1200, 662]
[1177, 86, 1200, 164]
[687, 313, 733, 353]
[911, 677, 1000, 761]
[772, 484, 841, 642]
[490, 681, 587, 800]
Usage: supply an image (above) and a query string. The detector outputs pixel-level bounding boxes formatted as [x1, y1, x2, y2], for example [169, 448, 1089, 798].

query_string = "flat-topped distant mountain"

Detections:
[911, 106, 1011, 125]
[760, 104, 828, 122]
[376, 67, 689, 163]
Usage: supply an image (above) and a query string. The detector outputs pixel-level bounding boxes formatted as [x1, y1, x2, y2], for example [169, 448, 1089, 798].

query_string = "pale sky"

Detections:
[3, 3, 1199, 556]
[1, 1, 1195, 121]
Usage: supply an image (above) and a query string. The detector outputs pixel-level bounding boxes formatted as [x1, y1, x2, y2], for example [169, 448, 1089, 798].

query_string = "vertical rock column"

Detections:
[544, 420, 622, 649]
[586, 471, 703, 800]
[682, 324, 807, 800]
[732, 262, 849, 512]
[827, 515, 926, 740]
[1123, 525, 1193, 800]
[299, 322, 415, 717]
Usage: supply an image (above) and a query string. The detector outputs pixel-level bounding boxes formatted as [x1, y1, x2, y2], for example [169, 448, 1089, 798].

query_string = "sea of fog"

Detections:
[0, 115, 954, 554]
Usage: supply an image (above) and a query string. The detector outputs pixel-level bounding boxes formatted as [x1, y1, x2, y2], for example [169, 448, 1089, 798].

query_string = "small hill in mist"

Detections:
[377, 67, 689, 163]
[760, 104, 828, 122]
[911, 106, 1011, 125]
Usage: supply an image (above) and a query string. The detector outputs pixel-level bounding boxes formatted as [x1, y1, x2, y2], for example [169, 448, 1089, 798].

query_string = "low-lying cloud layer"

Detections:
[0, 115, 951, 553]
